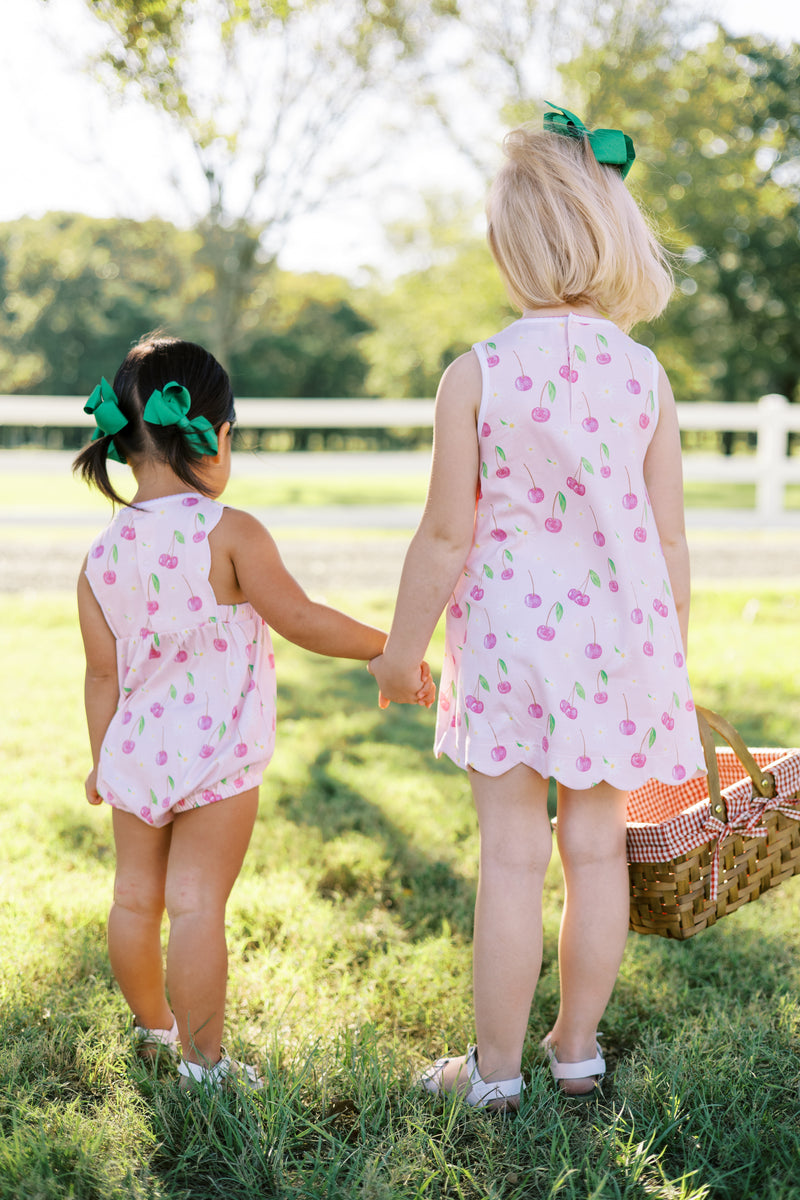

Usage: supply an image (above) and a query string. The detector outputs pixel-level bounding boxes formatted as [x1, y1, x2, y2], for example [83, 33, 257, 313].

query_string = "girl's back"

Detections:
[434, 314, 704, 789]
[84, 492, 276, 825]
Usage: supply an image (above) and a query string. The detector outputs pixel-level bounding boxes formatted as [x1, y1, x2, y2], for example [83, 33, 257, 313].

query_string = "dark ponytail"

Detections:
[73, 333, 235, 506]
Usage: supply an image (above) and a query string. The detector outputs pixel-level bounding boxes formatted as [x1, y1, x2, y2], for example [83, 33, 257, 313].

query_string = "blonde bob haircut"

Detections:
[487, 123, 673, 332]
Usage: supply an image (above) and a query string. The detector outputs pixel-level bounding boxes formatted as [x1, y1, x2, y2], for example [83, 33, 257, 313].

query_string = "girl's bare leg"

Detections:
[108, 809, 174, 1031]
[549, 781, 629, 1094]
[432, 764, 551, 1103]
[164, 788, 259, 1066]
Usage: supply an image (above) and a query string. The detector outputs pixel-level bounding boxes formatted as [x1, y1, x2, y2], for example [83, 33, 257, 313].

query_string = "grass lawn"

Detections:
[1, 581, 799, 1200]
[3, 463, 800, 513]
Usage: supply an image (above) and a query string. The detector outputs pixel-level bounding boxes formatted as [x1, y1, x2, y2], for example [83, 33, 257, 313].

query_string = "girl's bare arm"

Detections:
[369, 350, 482, 703]
[77, 562, 120, 803]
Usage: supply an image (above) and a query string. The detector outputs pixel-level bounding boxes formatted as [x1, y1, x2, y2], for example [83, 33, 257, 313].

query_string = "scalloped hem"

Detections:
[434, 743, 706, 792]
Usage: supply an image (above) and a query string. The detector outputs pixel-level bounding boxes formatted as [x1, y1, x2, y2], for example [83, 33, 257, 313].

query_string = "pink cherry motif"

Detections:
[91, 544, 104, 559]
[150, 703, 164, 717]
[121, 525, 135, 541]
[486, 342, 500, 368]
[148, 644, 161, 659]
[622, 469, 637, 510]
[524, 463, 544, 504]
[182, 496, 199, 506]
[513, 351, 532, 391]
[199, 744, 214, 759]
[214, 637, 228, 652]
[122, 710, 133, 725]
[489, 723, 507, 761]
[103, 570, 116, 585]
[234, 742, 248, 758]
[140, 806, 154, 825]
[489, 505, 507, 542]
[156, 750, 168, 766]
[481, 422, 491, 437]
[174, 650, 188, 663]
[193, 531, 206, 543]
[595, 333, 611, 364]
[625, 355, 641, 394]
[198, 714, 213, 731]
[122, 739, 135, 754]
[494, 445, 510, 478]
[531, 378, 555, 422]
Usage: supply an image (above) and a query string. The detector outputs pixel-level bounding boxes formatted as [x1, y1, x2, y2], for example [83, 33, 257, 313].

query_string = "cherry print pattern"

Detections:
[434, 314, 704, 788]
[84, 493, 277, 826]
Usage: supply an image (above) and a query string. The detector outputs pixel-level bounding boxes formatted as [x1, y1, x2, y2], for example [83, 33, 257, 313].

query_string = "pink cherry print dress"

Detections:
[434, 315, 705, 789]
[85, 493, 276, 826]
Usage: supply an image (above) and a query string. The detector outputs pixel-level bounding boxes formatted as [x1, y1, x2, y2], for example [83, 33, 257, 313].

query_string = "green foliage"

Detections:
[0, 214, 195, 394]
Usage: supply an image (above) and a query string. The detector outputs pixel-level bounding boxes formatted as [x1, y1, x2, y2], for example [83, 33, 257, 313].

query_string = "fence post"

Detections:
[755, 394, 789, 522]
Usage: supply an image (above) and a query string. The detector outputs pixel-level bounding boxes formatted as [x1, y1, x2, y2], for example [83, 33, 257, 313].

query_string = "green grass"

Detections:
[1, 585, 799, 1199]
[3, 464, 800, 512]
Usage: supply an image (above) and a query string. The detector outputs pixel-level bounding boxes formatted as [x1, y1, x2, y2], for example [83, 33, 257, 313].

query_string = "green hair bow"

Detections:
[85, 377, 128, 463]
[143, 382, 218, 456]
[544, 101, 635, 180]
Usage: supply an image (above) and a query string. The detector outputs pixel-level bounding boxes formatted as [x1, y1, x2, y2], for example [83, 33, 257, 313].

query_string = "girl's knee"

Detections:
[112, 876, 165, 920]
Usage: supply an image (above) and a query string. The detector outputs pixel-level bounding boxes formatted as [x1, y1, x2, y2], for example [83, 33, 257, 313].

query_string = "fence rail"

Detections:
[2, 393, 799, 521]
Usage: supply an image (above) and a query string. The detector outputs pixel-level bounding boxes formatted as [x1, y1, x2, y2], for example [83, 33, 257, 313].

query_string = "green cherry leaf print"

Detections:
[496, 446, 507, 461]
[150, 788, 158, 804]
[481, 462, 488, 479]
[601, 442, 610, 459]
[218, 721, 227, 740]
[175, 531, 185, 544]
[197, 512, 205, 525]
[575, 345, 586, 363]
[555, 602, 564, 623]
[479, 675, 490, 692]
[112, 544, 118, 563]
[152, 574, 160, 593]
[581, 457, 594, 474]
[600, 670, 609, 685]
[499, 658, 508, 674]
[548, 714, 556, 735]
[598, 334, 608, 348]
[484, 565, 494, 579]
[465, 711, 470, 731]
[187, 672, 195, 686]
[168, 775, 175, 789]
[589, 570, 601, 589]
[608, 558, 617, 577]
[648, 727, 657, 748]
[169, 684, 177, 699]
[575, 682, 586, 700]
[557, 491, 567, 514]
[137, 716, 145, 735]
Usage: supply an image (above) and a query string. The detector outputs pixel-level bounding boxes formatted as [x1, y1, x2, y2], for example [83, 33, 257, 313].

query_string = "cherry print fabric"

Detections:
[85, 493, 276, 826]
[434, 315, 705, 790]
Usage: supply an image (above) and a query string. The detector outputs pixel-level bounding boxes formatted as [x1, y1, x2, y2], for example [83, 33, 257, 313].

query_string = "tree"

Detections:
[59, 0, 456, 367]
[0, 213, 196, 395]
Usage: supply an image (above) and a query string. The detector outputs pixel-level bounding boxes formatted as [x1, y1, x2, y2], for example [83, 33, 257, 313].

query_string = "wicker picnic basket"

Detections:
[626, 707, 800, 939]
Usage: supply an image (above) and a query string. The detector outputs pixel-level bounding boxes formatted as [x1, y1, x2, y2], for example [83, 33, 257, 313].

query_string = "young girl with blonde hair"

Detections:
[370, 104, 704, 1106]
[75, 334, 431, 1090]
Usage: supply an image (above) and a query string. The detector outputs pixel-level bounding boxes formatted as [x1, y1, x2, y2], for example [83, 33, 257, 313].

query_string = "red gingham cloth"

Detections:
[627, 749, 800, 899]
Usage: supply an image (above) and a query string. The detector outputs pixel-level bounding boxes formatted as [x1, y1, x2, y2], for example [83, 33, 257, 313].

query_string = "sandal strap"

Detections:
[420, 1045, 524, 1107]
[464, 1046, 524, 1108]
[544, 1040, 605, 1081]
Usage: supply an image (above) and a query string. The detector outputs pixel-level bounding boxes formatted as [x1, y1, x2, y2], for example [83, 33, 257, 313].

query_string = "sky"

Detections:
[0, 0, 797, 280]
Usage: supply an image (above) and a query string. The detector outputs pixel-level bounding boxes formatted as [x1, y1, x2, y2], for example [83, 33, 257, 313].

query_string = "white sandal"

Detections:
[542, 1035, 605, 1099]
[177, 1050, 263, 1092]
[420, 1045, 524, 1110]
[133, 1017, 180, 1063]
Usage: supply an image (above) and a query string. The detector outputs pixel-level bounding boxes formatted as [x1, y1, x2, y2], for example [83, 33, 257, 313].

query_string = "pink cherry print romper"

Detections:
[434, 315, 705, 789]
[85, 493, 277, 827]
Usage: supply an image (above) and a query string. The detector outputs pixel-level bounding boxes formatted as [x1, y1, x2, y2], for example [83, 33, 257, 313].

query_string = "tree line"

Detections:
[4, 1, 798, 417]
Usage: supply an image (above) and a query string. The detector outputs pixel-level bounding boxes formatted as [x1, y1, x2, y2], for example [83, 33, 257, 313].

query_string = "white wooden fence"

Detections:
[2, 392, 799, 522]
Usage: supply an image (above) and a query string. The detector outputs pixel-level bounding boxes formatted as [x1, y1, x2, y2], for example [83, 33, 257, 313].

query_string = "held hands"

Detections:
[85, 766, 104, 806]
[368, 654, 436, 709]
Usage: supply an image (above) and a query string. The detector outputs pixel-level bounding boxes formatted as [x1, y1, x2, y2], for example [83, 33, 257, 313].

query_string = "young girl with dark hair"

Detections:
[75, 332, 432, 1091]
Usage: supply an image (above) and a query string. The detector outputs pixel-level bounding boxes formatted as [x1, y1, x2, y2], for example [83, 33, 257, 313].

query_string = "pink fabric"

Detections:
[434, 315, 705, 789]
[85, 493, 276, 826]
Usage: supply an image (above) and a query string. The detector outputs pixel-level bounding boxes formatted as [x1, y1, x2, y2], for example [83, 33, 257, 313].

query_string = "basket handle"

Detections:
[695, 706, 776, 823]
